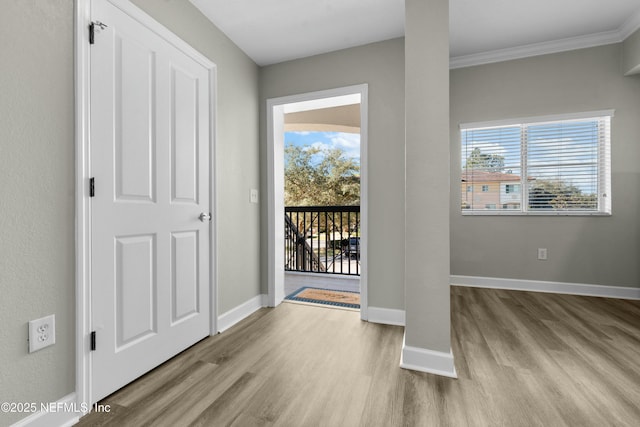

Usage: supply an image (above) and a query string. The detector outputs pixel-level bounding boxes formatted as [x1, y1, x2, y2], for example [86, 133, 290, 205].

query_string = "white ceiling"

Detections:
[190, 0, 640, 67]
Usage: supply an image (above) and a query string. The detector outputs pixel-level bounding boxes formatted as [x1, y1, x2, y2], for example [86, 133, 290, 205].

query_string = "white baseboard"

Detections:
[451, 275, 640, 300]
[367, 306, 405, 326]
[400, 334, 457, 378]
[11, 393, 80, 427]
[217, 294, 267, 333]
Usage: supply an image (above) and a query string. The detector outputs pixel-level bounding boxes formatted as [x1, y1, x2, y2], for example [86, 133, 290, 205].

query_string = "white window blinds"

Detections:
[460, 111, 612, 215]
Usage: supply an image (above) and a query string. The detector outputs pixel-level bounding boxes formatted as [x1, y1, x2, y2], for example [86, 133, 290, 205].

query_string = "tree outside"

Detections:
[284, 143, 360, 206]
[465, 147, 505, 172]
[528, 180, 597, 210]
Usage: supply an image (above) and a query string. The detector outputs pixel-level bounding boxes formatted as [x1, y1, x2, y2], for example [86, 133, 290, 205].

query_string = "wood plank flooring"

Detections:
[76, 287, 640, 426]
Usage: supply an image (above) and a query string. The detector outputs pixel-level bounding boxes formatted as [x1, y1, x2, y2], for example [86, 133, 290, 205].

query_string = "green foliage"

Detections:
[285, 144, 360, 206]
[529, 180, 597, 210]
[465, 147, 505, 172]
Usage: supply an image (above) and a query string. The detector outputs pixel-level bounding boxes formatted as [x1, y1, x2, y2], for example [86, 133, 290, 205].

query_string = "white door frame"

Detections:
[75, 0, 218, 407]
[266, 84, 369, 320]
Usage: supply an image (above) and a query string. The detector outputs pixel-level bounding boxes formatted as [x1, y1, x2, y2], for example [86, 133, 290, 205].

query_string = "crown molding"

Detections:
[450, 9, 640, 70]
[619, 7, 640, 40]
[450, 30, 622, 69]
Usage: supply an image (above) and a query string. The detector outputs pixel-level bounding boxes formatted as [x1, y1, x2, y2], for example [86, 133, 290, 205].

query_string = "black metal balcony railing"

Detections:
[285, 206, 360, 276]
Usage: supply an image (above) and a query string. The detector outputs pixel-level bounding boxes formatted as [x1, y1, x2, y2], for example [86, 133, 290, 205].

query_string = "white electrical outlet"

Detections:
[537, 248, 548, 260]
[250, 189, 259, 204]
[29, 314, 55, 353]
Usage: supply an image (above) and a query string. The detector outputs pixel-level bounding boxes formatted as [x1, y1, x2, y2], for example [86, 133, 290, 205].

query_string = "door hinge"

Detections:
[90, 331, 96, 351]
[89, 21, 107, 45]
[89, 177, 95, 197]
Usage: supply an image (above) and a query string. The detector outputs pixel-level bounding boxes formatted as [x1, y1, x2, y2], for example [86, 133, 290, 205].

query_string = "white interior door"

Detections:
[90, 0, 213, 402]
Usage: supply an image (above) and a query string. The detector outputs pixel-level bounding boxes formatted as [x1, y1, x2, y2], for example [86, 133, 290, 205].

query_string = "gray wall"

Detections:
[0, 0, 259, 425]
[450, 44, 640, 288]
[623, 28, 640, 76]
[260, 37, 640, 308]
[404, 0, 451, 352]
[259, 38, 406, 310]
[0, 1, 75, 425]
[132, 0, 261, 314]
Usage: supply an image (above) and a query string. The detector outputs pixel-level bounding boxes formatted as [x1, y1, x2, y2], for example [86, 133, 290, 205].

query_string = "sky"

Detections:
[284, 131, 360, 163]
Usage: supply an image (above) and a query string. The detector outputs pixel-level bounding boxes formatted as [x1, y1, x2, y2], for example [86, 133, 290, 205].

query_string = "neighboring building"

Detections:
[461, 170, 527, 210]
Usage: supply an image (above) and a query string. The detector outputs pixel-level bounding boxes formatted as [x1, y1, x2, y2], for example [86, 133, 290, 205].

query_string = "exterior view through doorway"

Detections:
[267, 85, 369, 319]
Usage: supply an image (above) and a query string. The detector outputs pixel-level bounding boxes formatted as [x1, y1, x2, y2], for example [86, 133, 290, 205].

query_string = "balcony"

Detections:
[285, 205, 360, 277]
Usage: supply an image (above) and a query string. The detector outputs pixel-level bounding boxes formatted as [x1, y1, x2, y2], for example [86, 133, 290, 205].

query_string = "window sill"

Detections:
[461, 211, 612, 217]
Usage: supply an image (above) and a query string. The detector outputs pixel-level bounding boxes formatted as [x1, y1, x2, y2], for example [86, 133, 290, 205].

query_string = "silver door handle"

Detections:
[199, 212, 211, 222]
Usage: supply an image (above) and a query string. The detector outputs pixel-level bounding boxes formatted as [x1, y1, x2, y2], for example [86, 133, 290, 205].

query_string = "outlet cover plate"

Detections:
[250, 189, 259, 204]
[29, 314, 56, 353]
[537, 248, 548, 260]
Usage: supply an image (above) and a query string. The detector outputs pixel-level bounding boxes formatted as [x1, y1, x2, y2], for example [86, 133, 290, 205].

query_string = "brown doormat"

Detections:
[285, 287, 360, 309]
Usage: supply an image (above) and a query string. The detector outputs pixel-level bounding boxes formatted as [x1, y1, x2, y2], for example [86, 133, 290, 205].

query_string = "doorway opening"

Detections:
[267, 85, 368, 319]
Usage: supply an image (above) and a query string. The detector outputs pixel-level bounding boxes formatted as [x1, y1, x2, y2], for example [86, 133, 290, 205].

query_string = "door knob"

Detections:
[199, 212, 211, 222]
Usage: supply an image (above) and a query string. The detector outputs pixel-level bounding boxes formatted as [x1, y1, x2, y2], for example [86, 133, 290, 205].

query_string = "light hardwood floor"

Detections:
[77, 287, 640, 426]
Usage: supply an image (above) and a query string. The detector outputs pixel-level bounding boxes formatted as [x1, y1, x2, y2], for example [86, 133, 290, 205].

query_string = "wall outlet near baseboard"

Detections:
[537, 248, 548, 260]
[250, 189, 258, 204]
[29, 314, 56, 353]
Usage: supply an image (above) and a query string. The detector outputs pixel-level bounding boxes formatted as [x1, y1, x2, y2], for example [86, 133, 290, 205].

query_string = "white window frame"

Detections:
[460, 110, 613, 216]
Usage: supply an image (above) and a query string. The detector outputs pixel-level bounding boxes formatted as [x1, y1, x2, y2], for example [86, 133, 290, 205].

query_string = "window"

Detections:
[505, 184, 520, 194]
[466, 185, 472, 192]
[503, 203, 519, 210]
[460, 111, 612, 215]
